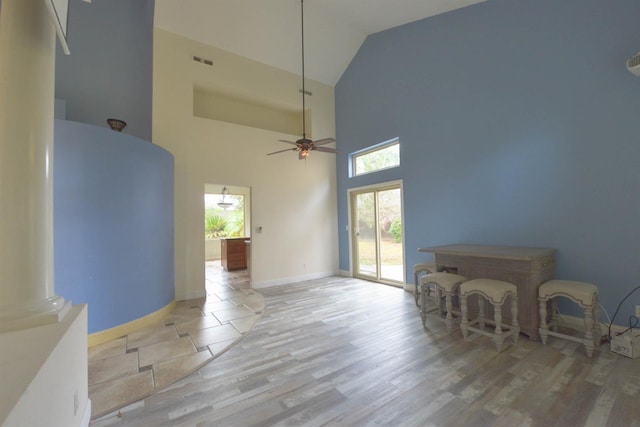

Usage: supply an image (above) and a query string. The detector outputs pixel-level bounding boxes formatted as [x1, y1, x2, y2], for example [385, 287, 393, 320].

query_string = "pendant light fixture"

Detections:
[217, 186, 234, 210]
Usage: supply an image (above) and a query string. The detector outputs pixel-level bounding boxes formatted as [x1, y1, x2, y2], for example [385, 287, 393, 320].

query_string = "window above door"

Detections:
[349, 138, 400, 177]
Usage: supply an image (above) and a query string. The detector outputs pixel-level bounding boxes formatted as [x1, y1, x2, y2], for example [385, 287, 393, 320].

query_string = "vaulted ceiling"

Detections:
[154, 0, 487, 86]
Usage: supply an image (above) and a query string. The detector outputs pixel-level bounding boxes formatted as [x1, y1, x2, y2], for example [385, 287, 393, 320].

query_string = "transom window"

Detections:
[350, 138, 400, 177]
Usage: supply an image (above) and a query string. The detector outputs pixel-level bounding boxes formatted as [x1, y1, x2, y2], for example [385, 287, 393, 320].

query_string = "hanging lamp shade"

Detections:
[217, 186, 234, 209]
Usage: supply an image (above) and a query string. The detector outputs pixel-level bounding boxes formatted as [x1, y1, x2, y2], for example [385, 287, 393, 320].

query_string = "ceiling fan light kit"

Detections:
[267, 0, 337, 160]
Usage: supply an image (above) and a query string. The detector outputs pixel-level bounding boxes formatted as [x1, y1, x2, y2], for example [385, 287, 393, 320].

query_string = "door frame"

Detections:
[203, 183, 252, 283]
[347, 179, 405, 287]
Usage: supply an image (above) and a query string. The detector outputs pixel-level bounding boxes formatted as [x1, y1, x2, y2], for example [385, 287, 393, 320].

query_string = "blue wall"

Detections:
[54, 120, 174, 333]
[336, 0, 640, 323]
[55, 0, 154, 141]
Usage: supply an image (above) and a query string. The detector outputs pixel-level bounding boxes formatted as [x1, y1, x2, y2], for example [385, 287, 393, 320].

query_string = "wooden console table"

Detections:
[221, 237, 249, 271]
[418, 244, 555, 340]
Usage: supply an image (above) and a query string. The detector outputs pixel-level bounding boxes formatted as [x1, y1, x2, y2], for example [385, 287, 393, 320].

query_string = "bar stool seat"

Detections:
[460, 279, 519, 351]
[413, 262, 437, 306]
[420, 272, 467, 330]
[538, 280, 600, 357]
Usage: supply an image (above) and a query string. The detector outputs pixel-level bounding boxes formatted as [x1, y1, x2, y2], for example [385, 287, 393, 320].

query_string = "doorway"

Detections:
[204, 184, 251, 288]
[350, 182, 404, 286]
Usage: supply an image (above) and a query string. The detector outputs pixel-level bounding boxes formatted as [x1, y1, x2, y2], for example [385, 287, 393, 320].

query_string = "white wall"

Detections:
[154, 30, 338, 299]
[205, 238, 220, 261]
[1, 305, 89, 427]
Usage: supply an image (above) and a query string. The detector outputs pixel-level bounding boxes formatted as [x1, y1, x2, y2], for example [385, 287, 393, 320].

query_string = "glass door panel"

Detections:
[353, 191, 377, 277]
[351, 184, 404, 285]
[378, 188, 404, 282]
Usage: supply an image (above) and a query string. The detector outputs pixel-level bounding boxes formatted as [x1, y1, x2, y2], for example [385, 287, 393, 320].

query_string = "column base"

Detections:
[0, 296, 71, 333]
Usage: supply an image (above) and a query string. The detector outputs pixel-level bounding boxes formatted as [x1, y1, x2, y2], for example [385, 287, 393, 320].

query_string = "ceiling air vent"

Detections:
[626, 52, 640, 76]
[193, 55, 213, 66]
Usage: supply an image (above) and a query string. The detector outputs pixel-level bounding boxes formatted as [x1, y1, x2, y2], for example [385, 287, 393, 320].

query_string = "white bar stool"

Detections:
[460, 279, 519, 351]
[538, 280, 600, 357]
[413, 262, 436, 306]
[420, 272, 467, 330]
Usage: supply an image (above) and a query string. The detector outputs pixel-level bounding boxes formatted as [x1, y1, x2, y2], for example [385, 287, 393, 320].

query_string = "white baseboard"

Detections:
[180, 289, 206, 301]
[251, 271, 337, 289]
[81, 399, 91, 427]
[336, 270, 408, 289]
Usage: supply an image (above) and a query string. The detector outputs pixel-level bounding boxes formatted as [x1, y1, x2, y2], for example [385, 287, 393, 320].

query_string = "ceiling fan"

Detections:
[267, 0, 336, 160]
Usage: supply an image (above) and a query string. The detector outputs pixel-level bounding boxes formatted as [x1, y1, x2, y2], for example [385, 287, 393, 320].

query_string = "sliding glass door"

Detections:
[351, 184, 404, 285]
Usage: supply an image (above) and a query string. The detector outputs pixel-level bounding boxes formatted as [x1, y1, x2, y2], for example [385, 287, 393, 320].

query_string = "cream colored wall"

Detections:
[1, 305, 89, 427]
[154, 29, 338, 299]
[194, 89, 302, 136]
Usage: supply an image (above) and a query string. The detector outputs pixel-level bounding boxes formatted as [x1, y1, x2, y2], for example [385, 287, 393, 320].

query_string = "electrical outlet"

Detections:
[636, 305, 640, 318]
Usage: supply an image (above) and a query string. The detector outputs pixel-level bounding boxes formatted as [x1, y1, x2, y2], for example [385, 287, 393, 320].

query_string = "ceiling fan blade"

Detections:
[278, 139, 299, 146]
[267, 148, 297, 156]
[313, 146, 338, 153]
[312, 138, 335, 146]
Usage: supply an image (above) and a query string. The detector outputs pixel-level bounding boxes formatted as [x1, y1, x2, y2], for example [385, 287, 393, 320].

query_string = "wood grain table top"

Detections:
[418, 244, 555, 260]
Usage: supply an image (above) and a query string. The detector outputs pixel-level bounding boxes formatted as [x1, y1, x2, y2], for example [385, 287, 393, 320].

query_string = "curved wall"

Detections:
[53, 119, 174, 334]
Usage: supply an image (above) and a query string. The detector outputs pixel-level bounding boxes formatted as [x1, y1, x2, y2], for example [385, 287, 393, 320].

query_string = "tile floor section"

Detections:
[88, 261, 263, 419]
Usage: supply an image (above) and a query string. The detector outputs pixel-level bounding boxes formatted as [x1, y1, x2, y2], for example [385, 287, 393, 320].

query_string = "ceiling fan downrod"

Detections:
[266, 0, 337, 160]
[301, 0, 307, 140]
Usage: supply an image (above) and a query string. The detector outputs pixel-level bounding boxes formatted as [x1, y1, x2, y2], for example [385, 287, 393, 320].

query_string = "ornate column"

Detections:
[0, 0, 70, 332]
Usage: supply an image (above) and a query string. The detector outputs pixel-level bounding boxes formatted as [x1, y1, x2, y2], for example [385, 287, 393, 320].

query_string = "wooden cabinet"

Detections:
[221, 238, 249, 271]
[419, 244, 555, 340]
[244, 240, 251, 280]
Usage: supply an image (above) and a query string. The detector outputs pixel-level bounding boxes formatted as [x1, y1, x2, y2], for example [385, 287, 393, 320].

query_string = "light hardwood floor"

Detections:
[93, 276, 640, 427]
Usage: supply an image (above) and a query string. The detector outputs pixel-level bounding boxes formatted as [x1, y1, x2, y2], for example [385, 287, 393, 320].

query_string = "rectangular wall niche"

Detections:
[193, 88, 309, 136]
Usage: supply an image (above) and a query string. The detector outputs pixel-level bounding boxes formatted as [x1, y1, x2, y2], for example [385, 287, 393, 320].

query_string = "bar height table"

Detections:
[418, 244, 555, 340]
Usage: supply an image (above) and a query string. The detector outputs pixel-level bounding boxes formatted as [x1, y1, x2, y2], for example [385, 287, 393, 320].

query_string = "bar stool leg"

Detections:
[551, 298, 559, 332]
[444, 290, 454, 330]
[493, 301, 504, 351]
[420, 283, 428, 327]
[584, 305, 594, 357]
[539, 298, 549, 344]
[460, 294, 469, 339]
[478, 297, 485, 329]
[592, 295, 601, 343]
[511, 295, 519, 343]
[436, 288, 444, 315]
